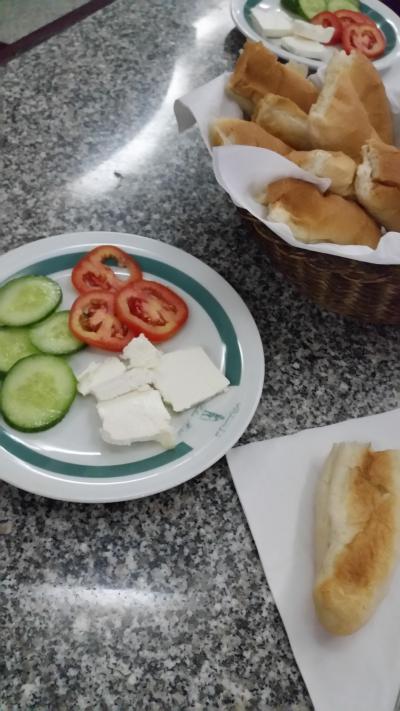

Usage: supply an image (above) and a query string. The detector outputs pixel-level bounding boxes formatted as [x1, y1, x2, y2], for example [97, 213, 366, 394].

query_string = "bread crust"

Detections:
[227, 41, 319, 115]
[288, 149, 356, 197]
[209, 118, 292, 155]
[355, 139, 400, 231]
[253, 94, 312, 151]
[314, 443, 400, 636]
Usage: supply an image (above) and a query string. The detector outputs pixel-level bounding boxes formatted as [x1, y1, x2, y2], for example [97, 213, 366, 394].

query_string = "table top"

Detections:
[1, 0, 400, 709]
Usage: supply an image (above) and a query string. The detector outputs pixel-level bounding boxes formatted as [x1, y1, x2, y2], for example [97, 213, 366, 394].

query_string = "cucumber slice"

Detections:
[281, 0, 301, 15]
[0, 327, 39, 373]
[1, 354, 77, 431]
[298, 0, 327, 19]
[0, 276, 62, 327]
[327, 0, 359, 9]
[30, 311, 85, 355]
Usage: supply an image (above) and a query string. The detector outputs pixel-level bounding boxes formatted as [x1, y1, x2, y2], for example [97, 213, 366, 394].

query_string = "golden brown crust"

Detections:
[314, 449, 400, 636]
[345, 51, 394, 145]
[288, 149, 357, 197]
[209, 118, 292, 155]
[227, 41, 319, 115]
[355, 139, 400, 232]
[263, 178, 381, 247]
[252, 94, 312, 150]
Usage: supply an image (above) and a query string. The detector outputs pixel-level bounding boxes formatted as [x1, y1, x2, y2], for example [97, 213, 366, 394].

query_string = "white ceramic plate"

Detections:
[0, 232, 264, 503]
[230, 0, 400, 71]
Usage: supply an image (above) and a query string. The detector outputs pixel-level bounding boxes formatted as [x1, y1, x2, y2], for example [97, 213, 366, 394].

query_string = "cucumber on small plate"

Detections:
[0, 327, 39, 374]
[0, 275, 62, 327]
[30, 311, 85, 355]
[0, 354, 77, 432]
[297, 0, 327, 19]
[327, 0, 360, 9]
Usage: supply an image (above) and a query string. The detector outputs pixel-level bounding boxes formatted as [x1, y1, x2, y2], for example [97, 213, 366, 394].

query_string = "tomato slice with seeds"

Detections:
[335, 9, 376, 30]
[69, 291, 134, 351]
[342, 22, 386, 59]
[71, 245, 142, 294]
[311, 12, 342, 45]
[115, 280, 189, 343]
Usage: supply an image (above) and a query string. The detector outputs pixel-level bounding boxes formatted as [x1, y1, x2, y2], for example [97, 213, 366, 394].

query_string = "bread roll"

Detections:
[308, 59, 377, 161]
[355, 138, 400, 232]
[288, 149, 356, 197]
[329, 51, 394, 145]
[209, 118, 292, 155]
[227, 40, 319, 115]
[314, 443, 400, 636]
[253, 94, 312, 150]
[261, 178, 381, 247]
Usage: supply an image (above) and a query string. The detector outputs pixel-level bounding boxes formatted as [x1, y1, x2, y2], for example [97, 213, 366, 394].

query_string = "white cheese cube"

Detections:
[251, 7, 293, 38]
[77, 358, 126, 396]
[121, 334, 162, 369]
[97, 388, 176, 448]
[280, 35, 329, 60]
[292, 19, 334, 44]
[153, 347, 229, 413]
[91, 368, 154, 401]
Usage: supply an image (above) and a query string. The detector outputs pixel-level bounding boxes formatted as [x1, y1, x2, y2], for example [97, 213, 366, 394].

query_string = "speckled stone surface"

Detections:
[2, 1, 400, 709]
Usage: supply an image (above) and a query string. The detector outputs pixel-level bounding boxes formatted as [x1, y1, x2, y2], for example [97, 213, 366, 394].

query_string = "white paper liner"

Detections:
[174, 63, 400, 265]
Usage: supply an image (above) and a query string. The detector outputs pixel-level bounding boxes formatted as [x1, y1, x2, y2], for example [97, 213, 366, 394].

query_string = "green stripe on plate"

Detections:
[0, 250, 242, 477]
[244, 0, 397, 57]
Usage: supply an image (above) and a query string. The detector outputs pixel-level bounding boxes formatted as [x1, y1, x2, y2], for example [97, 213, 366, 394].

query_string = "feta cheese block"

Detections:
[280, 35, 328, 60]
[77, 358, 126, 396]
[251, 7, 293, 38]
[153, 347, 229, 413]
[97, 387, 176, 448]
[121, 334, 161, 369]
[292, 19, 334, 44]
[91, 368, 154, 401]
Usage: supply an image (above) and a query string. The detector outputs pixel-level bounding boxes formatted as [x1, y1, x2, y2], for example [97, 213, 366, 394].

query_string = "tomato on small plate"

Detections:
[312, 11, 342, 45]
[69, 291, 134, 351]
[335, 9, 376, 29]
[71, 245, 142, 294]
[116, 280, 189, 343]
[342, 22, 386, 59]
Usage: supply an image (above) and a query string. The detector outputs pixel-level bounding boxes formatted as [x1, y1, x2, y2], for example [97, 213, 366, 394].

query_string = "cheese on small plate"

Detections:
[280, 35, 329, 60]
[121, 334, 161, 369]
[251, 7, 293, 38]
[91, 368, 154, 401]
[153, 347, 229, 413]
[77, 358, 126, 396]
[292, 19, 334, 44]
[97, 387, 176, 448]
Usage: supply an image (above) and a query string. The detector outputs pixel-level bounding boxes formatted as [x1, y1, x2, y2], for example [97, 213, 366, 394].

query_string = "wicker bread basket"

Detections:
[241, 210, 400, 325]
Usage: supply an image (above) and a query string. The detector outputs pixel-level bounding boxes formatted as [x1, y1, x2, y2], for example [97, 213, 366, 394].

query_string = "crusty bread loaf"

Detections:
[227, 40, 319, 115]
[314, 443, 400, 636]
[209, 118, 292, 155]
[308, 58, 377, 161]
[253, 94, 312, 151]
[261, 178, 381, 247]
[355, 138, 400, 232]
[288, 149, 356, 197]
[330, 51, 394, 145]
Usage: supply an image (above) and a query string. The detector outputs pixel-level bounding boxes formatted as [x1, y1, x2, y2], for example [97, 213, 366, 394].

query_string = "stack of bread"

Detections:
[209, 41, 400, 248]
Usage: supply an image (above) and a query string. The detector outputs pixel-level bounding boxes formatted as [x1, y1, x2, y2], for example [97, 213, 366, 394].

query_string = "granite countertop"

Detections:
[2, 1, 400, 709]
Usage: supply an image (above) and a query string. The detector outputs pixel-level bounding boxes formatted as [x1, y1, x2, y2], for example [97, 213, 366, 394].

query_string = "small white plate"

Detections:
[230, 0, 400, 72]
[0, 232, 264, 503]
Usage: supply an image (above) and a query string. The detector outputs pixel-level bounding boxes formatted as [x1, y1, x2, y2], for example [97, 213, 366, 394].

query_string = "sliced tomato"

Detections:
[311, 11, 342, 45]
[71, 245, 142, 294]
[115, 280, 189, 343]
[335, 9, 376, 30]
[69, 291, 134, 351]
[342, 22, 386, 59]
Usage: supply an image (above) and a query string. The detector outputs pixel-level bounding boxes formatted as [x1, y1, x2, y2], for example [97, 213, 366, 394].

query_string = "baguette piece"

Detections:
[308, 59, 377, 161]
[261, 178, 381, 247]
[355, 138, 400, 232]
[227, 40, 319, 115]
[288, 149, 357, 197]
[253, 94, 312, 150]
[329, 51, 394, 145]
[209, 118, 292, 155]
[314, 443, 400, 636]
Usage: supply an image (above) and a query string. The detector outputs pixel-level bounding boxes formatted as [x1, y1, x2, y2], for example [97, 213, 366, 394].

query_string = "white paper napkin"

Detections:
[174, 61, 400, 265]
[227, 408, 400, 711]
